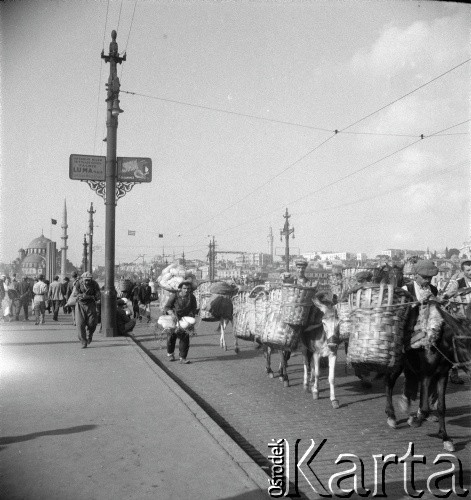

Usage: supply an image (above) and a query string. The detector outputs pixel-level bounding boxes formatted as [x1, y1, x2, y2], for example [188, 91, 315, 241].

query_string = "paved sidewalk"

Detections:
[0, 316, 269, 500]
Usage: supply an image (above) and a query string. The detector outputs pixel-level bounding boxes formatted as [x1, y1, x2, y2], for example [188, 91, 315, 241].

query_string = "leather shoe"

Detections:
[167, 353, 175, 362]
[179, 358, 190, 364]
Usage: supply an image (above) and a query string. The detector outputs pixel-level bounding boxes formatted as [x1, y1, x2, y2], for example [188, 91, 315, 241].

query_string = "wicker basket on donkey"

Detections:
[232, 291, 254, 341]
[270, 284, 318, 326]
[346, 284, 412, 371]
[232, 288, 268, 341]
[259, 286, 308, 351]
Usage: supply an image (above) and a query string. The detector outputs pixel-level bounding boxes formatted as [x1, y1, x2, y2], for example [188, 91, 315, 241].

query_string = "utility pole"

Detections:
[87, 202, 96, 274]
[280, 208, 294, 272]
[101, 30, 125, 337]
[208, 237, 216, 281]
[82, 234, 88, 273]
[268, 227, 274, 264]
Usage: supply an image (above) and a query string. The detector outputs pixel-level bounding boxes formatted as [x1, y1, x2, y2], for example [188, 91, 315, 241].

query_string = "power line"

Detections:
[121, 58, 470, 137]
[210, 119, 470, 236]
[123, 1, 138, 53]
[94, 0, 112, 153]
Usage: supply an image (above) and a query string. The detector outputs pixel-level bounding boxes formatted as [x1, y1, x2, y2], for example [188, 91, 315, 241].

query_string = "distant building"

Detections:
[319, 252, 356, 262]
[234, 253, 271, 267]
[379, 249, 404, 259]
[20, 234, 53, 277]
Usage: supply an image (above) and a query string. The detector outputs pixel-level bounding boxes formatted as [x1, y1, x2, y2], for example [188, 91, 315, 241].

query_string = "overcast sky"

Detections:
[1, 0, 470, 267]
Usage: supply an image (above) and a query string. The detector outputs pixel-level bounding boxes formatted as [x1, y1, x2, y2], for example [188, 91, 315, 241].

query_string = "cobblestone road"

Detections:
[130, 305, 470, 499]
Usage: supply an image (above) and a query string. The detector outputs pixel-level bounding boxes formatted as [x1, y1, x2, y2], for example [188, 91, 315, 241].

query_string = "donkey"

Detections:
[300, 294, 340, 409]
[264, 294, 341, 409]
[383, 299, 471, 452]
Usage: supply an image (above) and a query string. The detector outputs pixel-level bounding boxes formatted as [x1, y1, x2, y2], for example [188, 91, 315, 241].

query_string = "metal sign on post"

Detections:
[69, 154, 152, 201]
[117, 157, 152, 183]
[69, 155, 106, 181]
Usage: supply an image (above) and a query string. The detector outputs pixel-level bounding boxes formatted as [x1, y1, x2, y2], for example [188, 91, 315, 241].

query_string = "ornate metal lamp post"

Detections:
[101, 31, 125, 336]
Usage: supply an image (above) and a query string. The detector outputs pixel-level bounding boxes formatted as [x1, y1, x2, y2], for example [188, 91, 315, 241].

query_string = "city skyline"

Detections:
[1, 1, 469, 266]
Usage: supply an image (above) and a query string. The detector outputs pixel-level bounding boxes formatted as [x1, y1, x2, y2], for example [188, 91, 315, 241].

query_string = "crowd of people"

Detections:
[0, 271, 154, 349]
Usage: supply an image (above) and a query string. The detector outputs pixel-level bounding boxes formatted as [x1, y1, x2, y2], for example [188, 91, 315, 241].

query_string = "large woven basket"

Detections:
[232, 291, 255, 341]
[446, 287, 471, 319]
[269, 284, 317, 326]
[346, 284, 412, 370]
[254, 292, 269, 338]
[336, 301, 353, 341]
[260, 306, 302, 351]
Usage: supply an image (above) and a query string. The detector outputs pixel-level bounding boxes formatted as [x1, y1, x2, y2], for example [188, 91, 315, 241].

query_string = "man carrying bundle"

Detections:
[74, 272, 101, 348]
[162, 280, 197, 364]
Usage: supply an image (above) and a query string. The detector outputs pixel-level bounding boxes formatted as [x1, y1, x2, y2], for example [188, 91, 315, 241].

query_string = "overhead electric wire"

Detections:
[117, 0, 124, 35]
[176, 60, 470, 236]
[123, 1, 138, 53]
[121, 58, 470, 138]
[93, 0, 112, 154]
[209, 119, 470, 236]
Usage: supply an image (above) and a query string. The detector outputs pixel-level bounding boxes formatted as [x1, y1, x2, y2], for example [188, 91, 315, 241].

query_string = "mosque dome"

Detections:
[22, 254, 46, 265]
[27, 234, 52, 250]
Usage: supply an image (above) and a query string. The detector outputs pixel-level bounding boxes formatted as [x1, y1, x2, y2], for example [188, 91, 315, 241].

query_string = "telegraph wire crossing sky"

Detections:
[0, 1, 470, 266]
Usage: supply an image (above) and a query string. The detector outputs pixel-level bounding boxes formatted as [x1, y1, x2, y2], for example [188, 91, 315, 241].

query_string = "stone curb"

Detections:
[126, 335, 271, 496]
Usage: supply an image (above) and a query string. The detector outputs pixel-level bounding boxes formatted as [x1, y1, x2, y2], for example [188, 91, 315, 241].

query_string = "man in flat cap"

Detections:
[293, 258, 313, 286]
[162, 280, 197, 364]
[73, 272, 101, 348]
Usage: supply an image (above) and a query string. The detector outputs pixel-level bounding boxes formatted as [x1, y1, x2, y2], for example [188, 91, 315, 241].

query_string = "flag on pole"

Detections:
[128, 230, 136, 236]
[159, 234, 163, 238]
[51, 219, 57, 225]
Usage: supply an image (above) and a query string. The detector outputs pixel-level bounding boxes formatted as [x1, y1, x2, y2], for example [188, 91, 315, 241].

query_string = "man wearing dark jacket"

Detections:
[139, 279, 153, 323]
[17, 277, 32, 321]
[162, 281, 197, 364]
[74, 272, 101, 348]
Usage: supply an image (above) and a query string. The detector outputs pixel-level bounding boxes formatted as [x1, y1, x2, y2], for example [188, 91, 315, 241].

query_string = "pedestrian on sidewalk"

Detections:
[32, 275, 48, 325]
[116, 298, 136, 335]
[47, 275, 64, 322]
[68, 271, 79, 325]
[139, 278, 153, 323]
[131, 281, 141, 319]
[162, 280, 197, 364]
[60, 276, 70, 314]
[74, 272, 101, 348]
[17, 276, 32, 321]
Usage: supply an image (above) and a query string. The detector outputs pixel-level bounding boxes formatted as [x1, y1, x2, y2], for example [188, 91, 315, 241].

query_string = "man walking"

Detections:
[162, 280, 197, 364]
[17, 276, 32, 321]
[47, 275, 64, 322]
[74, 272, 101, 348]
[139, 278, 153, 323]
[32, 275, 48, 325]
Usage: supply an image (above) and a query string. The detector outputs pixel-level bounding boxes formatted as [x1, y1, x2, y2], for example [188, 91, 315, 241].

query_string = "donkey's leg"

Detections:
[385, 364, 402, 429]
[279, 350, 289, 387]
[436, 373, 454, 451]
[230, 319, 239, 354]
[219, 320, 227, 351]
[410, 375, 431, 428]
[328, 352, 339, 409]
[266, 346, 274, 378]
[312, 352, 320, 400]
[303, 352, 312, 392]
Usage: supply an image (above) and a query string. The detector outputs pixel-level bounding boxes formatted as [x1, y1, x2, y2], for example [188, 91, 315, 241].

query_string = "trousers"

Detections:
[76, 300, 98, 346]
[166, 328, 190, 359]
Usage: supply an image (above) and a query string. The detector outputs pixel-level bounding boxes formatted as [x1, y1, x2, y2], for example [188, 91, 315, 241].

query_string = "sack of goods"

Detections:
[157, 314, 177, 329]
[157, 262, 198, 292]
[346, 283, 412, 371]
[178, 316, 196, 329]
[198, 281, 238, 321]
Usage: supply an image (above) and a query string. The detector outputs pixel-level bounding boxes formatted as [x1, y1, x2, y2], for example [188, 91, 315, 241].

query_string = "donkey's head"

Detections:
[312, 293, 339, 340]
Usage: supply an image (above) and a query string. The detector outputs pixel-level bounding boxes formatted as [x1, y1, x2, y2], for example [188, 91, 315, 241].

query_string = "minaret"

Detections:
[61, 199, 68, 275]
